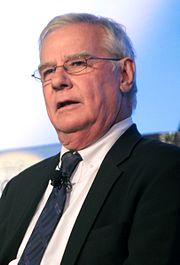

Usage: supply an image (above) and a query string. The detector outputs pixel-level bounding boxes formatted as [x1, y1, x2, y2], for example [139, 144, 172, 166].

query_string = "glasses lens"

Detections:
[40, 66, 56, 82]
[65, 58, 87, 73]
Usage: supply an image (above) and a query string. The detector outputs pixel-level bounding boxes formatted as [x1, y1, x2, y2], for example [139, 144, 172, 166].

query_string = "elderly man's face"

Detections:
[40, 23, 126, 148]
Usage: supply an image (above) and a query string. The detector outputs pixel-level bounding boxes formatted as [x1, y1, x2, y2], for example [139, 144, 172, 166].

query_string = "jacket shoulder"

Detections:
[137, 136, 180, 161]
[1, 153, 60, 197]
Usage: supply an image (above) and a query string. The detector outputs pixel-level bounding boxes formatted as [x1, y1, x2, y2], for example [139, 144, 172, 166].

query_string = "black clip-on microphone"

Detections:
[51, 170, 72, 192]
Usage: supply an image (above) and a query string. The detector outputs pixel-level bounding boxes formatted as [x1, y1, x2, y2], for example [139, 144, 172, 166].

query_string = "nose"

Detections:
[51, 68, 73, 91]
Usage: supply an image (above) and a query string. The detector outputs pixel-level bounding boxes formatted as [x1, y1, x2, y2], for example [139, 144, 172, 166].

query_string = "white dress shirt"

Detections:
[9, 117, 133, 265]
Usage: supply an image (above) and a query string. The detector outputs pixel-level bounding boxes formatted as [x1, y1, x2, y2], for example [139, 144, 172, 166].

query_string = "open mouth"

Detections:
[57, 100, 80, 109]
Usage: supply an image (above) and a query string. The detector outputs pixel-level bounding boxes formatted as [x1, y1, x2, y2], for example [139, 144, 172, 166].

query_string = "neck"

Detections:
[58, 115, 132, 151]
[57, 99, 132, 150]
[58, 128, 105, 151]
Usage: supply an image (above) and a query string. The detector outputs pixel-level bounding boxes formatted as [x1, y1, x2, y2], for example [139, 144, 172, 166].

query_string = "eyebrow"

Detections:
[65, 52, 94, 60]
[38, 62, 55, 72]
[38, 51, 95, 71]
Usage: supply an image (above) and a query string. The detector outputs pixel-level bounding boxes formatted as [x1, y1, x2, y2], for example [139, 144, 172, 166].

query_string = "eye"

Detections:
[66, 58, 87, 71]
[69, 59, 86, 67]
[41, 67, 55, 80]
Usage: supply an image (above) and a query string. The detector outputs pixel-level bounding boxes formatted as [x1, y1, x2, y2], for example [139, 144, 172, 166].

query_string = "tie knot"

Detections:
[51, 151, 82, 190]
[61, 151, 82, 177]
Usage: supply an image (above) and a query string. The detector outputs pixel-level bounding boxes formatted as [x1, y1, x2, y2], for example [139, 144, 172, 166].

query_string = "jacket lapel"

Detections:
[10, 154, 60, 233]
[61, 124, 142, 265]
[2, 154, 60, 260]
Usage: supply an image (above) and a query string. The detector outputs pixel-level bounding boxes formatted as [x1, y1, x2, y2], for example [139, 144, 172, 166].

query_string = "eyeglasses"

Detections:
[32, 56, 122, 83]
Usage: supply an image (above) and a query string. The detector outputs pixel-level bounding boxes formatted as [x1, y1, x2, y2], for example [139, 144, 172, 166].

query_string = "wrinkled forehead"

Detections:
[40, 23, 108, 61]
[40, 22, 106, 47]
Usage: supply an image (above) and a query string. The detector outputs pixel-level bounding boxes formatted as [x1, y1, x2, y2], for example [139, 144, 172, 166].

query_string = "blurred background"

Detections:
[0, 0, 179, 151]
[0, 0, 180, 194]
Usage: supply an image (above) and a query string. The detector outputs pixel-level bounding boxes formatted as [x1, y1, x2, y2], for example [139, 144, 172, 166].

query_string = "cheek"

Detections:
[93, 81, 121, 114]
[83, 90, 104, 119]
[84, 88, 119, 127]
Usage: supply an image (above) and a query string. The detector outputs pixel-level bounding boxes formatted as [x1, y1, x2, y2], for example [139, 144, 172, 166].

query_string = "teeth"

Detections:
[61, 101, 70, 107]
[58, 101, 78, 108]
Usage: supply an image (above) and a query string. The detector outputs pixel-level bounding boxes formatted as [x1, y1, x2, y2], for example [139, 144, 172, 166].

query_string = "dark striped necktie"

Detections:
[18, 151, 82, 265]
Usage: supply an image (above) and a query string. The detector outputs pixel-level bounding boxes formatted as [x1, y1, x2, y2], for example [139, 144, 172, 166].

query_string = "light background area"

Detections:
[0, 0, 179, 150]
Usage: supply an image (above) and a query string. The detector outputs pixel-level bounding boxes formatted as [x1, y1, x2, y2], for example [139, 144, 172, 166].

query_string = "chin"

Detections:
[52, 113, 97, 135]
[55, 122, 86, 134]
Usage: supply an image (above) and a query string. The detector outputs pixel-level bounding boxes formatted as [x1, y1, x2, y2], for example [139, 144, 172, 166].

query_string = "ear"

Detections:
[119, 57, 136, 93]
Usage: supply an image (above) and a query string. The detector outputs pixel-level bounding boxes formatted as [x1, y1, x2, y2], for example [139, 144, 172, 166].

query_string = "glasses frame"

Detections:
[32, 56, 122, 83]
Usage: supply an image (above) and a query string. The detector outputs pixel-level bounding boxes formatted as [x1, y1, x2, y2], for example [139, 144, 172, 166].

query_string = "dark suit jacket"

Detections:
[0, 125, 180, 265]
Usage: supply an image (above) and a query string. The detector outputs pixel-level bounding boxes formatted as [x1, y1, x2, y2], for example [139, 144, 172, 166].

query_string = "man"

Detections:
[0, 13, 180, 265]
